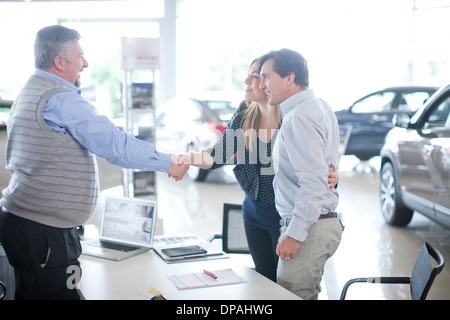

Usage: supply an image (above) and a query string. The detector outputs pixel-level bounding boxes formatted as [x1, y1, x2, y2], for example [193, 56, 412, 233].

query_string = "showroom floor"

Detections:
[89, 155, 450, 300]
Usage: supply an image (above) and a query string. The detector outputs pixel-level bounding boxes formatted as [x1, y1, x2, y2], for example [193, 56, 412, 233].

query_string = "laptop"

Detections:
[82, 195, 157, 261]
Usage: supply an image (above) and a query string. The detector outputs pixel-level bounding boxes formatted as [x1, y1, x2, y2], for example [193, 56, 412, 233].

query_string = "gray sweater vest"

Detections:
[1, 74, 99, 228]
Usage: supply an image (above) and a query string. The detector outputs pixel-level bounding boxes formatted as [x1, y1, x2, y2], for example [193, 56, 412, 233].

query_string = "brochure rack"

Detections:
[121, 37, 160, 198]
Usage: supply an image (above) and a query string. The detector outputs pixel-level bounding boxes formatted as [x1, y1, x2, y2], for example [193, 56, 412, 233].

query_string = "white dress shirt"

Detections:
[273, 89, 340, 242]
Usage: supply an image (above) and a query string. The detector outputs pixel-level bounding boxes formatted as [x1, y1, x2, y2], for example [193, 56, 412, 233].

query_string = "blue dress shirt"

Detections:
[273, 89, 340, 242]
[36, 69, 171, 172]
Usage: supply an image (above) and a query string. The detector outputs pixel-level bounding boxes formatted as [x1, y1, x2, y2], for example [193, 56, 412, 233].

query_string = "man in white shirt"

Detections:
[259, 49, 343, 300]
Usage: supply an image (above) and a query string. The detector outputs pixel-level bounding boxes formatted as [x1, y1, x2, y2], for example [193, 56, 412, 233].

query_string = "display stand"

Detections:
[121, 37, 160, 198]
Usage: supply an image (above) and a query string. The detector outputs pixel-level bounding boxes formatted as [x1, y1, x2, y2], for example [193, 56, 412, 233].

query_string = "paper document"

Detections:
[168, 268, 247, 290]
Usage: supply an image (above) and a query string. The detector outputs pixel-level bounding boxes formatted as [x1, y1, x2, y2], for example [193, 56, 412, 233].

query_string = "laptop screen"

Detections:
[100, 196, 157, 248]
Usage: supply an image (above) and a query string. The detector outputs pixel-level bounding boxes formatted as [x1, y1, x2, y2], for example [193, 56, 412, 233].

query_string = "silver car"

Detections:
[379, 84, 450, 228]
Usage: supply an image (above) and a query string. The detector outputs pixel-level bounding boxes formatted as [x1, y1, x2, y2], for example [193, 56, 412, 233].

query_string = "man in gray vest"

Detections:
[0, 25, 187, 299]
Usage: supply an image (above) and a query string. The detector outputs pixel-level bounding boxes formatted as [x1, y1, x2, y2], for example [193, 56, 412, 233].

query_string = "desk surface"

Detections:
[80, 250, 300, 300]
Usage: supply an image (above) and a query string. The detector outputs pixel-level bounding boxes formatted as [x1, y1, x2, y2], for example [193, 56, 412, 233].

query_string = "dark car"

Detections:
[335, 86, 438, 160]
[156, 97, 238, 181]
[379, 83, 450, 228]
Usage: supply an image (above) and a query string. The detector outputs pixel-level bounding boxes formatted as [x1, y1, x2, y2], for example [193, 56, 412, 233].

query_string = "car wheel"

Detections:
[187, 165, 209, 181]
[379, 162, 414, 226]
[186, 143, 209, 182]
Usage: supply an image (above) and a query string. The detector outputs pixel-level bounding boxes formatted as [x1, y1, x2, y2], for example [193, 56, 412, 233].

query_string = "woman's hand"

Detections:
[328, 163, 339, 191]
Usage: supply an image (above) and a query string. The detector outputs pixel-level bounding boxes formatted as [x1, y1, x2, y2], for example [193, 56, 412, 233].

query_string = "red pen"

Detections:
[203, 269, 217, 279]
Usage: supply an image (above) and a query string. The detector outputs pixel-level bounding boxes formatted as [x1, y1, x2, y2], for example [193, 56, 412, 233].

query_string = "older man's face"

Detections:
[63, 40, 88, 87]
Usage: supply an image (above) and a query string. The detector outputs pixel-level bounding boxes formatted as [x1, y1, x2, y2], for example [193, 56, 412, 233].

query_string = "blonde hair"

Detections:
[241, 102, 281, 151]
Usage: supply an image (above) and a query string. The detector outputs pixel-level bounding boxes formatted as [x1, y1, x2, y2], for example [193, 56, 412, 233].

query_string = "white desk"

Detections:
[79, 250, 300, 300]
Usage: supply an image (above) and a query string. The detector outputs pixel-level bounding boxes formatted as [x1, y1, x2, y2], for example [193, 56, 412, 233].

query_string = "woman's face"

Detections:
[244, 61, 268, 104]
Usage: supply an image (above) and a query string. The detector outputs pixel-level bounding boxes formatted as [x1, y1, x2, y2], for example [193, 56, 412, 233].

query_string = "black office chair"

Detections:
[222, 203, 250, 254]
[340, 242, 445, 300]
[209, 203, 250, 254]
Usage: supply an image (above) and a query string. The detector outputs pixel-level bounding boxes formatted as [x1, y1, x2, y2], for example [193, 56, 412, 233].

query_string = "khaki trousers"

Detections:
[277, 217, 343, 300]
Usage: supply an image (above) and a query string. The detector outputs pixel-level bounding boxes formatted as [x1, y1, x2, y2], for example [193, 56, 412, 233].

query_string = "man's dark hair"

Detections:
[259, 48, 309, 88]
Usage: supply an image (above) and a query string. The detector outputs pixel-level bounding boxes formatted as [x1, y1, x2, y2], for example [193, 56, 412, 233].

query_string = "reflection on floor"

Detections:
[92, 156, 450, 300]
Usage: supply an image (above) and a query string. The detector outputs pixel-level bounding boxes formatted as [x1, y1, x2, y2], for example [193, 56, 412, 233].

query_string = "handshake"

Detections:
[166, 152, 214, 181]
[165, 153, 194, 181]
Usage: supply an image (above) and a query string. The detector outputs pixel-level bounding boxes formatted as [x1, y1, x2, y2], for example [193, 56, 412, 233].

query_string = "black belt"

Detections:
[318, 211, 337, 220]
[280, 212, 337, 227]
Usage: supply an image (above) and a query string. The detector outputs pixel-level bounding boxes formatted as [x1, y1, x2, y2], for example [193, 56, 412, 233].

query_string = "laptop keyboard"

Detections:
[90, 240, 139, 252]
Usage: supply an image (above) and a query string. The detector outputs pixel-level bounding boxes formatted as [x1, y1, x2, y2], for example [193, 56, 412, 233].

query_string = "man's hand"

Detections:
[276, 235, 300, 261]
[167, 154, 189, 181]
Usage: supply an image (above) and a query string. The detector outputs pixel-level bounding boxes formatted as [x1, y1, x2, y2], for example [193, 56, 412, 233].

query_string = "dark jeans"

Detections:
[244, 221, 279, 282]
[0, 209, 81, 300]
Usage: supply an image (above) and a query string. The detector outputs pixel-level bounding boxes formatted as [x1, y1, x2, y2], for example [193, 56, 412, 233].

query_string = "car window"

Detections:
[352, 92, 395, 113]
[397, 92, 433, 112]
[207, 101, 231, 113]
[425, 94, 450, 130]
[205, 101, 236, 121]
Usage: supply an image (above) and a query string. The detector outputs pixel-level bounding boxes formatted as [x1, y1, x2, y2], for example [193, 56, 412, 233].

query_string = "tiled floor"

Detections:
[89, 156, 450, 300]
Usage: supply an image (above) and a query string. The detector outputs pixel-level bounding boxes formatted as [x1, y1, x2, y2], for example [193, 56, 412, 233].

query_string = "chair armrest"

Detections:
[367, 276, 410, 284]
[340, 277, 411, 299]
[207, 233, 222, 242]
